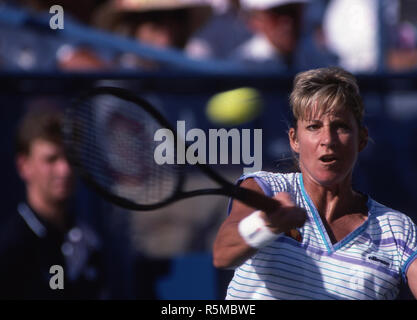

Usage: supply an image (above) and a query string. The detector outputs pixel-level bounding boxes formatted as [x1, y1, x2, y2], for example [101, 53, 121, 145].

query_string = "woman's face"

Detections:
[289, 107, 367, 188]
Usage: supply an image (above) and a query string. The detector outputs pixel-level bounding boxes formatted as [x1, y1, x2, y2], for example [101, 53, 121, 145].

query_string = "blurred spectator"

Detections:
[0, 103, 109, 299]
[0, 1, 112, 71]
[92, 0, 212, 69]
[384, 0, 417, 71]
[323, 0, 380, 73]
[18, 0, 102, 25]
[323, 0, 417, 73]
[185, 0, 253, 60]
[230, 0, 338, 72]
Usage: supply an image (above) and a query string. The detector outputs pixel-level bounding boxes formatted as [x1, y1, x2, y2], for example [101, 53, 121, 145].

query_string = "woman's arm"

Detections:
[406, 258, 417, 298]
[212, 178, 307, 269]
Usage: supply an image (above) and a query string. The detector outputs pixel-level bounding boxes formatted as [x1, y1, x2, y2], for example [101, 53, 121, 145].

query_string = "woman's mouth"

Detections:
[319, 154, 338, 164]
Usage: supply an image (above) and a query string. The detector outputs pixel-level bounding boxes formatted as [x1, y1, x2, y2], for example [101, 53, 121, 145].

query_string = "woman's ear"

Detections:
[288, 127, 299, 153]
[358, 126, 368, 152]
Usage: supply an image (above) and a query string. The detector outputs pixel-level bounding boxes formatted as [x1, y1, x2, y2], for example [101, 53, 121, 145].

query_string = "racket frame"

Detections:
[64, 86, 281, 213]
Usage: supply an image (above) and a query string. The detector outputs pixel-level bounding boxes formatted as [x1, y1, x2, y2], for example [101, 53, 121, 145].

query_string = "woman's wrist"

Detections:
[238, 210, 281, 249]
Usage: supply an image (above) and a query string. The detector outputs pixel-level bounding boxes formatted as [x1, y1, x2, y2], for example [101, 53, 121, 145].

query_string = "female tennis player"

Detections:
[213, 67, 417, 299]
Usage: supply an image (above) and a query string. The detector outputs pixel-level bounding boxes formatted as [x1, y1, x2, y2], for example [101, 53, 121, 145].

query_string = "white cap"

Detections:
[240, 0, 309, 11]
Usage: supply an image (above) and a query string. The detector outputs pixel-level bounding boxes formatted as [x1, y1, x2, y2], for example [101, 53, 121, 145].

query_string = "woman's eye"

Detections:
[307, 124, 320, 130]
[337, 123, 351, 132]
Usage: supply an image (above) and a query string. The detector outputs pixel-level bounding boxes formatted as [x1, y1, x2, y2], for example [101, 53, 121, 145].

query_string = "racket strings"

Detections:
[67, 93, 181, 207]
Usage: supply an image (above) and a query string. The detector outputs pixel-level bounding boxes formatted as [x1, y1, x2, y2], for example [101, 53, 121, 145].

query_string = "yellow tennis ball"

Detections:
[206, 87, 263, 126]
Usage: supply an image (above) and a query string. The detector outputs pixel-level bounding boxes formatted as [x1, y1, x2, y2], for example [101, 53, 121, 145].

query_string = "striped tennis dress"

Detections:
[226, 172, 417, 300]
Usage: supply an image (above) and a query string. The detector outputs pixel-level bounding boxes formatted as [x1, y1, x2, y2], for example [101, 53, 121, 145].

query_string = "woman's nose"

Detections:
[320, 125, 336, 147]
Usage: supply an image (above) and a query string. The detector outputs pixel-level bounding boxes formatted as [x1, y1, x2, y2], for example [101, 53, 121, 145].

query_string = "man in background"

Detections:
[0, 103, 108, 299]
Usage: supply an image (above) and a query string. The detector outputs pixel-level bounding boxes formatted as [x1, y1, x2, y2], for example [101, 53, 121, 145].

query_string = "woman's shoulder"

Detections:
[368, 198, 416, 229]
[238, 171, 300, 195]
[240, 170, 299, 183]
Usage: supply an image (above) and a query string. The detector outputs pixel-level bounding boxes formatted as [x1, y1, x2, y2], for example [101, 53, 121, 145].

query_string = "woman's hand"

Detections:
[261, 192, 307, 234]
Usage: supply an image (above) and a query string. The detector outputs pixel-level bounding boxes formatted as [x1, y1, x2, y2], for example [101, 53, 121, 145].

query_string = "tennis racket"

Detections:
[63, 86, 301, 240]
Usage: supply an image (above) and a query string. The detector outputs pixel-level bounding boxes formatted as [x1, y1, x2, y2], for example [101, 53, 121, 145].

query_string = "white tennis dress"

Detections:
[226, 172, 417, 300]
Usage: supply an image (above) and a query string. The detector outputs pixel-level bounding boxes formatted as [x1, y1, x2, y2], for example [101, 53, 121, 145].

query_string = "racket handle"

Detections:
[285, 229, 302, 242]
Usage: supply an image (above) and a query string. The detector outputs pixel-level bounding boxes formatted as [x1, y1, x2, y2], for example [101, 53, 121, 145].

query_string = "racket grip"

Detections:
[285, 229, 302, 242]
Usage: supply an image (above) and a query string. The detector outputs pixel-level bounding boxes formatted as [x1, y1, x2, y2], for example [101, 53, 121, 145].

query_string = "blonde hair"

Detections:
[289, 67, 364, 127]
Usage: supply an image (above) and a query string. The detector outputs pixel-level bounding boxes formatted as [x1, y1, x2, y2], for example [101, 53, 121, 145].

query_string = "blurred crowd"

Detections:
[1, 0, 417, 73]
